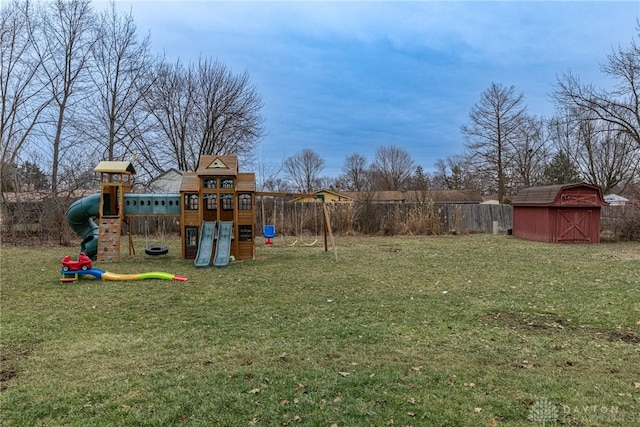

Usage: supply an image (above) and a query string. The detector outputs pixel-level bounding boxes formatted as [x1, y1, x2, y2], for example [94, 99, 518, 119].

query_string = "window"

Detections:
[221, 194, 234, 210]
[238, 194, 252, 210]
[239, 225, 252, 242]
[205, 194, 217, 210]
[184, 194, 198, 210]
[221, 178, 234, 189]
[185, 227, 198, 247]
[203, 178, 217, 189]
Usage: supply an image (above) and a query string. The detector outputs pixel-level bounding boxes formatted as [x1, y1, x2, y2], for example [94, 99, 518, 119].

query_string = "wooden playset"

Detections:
[67, 155, 256, 267]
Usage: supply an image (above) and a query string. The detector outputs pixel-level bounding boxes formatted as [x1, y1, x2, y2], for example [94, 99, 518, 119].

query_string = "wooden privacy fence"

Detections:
[442, 204, 513, 234]
[129, 202, 629, 238]
[256, 199, 514, 236]
[346, 202, 513, 235]
[4, 195, 634, 240]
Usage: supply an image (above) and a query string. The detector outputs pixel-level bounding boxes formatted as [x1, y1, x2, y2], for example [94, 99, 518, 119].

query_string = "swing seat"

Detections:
[263, 225, 276, 238]
[145, 245, 169, 256]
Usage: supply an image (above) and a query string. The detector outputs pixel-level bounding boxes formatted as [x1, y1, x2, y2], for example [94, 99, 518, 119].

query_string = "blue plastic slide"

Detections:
[194, 221, 216, 268]
[65, 193, 101, 259]
[213, 221, 233, 268]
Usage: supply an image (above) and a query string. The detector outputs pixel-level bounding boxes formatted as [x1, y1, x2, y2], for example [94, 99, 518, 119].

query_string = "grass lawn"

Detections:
[1, 235, 639, 426]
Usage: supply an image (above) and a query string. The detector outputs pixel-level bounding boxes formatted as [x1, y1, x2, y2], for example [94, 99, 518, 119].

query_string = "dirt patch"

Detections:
[598, 331, 640, 344]
[485, 311, 567, 332]
[382, 247, 402, 253]
[484, 311, 639, 345]
[0, 345, 33, 390]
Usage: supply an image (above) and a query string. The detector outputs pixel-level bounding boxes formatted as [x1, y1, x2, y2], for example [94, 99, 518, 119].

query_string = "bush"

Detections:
[615, 203, 640, 241]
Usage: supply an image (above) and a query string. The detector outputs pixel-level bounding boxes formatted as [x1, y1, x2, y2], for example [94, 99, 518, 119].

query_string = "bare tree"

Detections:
[370, 145, 414, 191]
[554, 25, 640, 151]
[576, 119, 639, 193]
[145, 57, 265, 173]
[144, 59, 195, 172]
[194, 58, 264, 166]
[462, 82, 527, 202]
[433, 154, 474, 190]
[508, 115, 550, 189]
[340, 153, 368, 191]
[86, 1, 155, 162]
[255, 150, 285, 192]
[284, 148, 325, 193]
[0, 0, 49, 191]
[549, 108, 639, 193]
[35, 0, 96, 194]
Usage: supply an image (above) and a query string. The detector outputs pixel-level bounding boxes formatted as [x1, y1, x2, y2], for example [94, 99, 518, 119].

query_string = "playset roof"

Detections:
[93, 161, 136, 174]
[237, 173, 256, 192]
[196, 155, 238, 176]
[179, 172, 200, 192]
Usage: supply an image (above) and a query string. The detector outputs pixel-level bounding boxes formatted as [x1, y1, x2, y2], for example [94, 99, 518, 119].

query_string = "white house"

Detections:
[148, 168, 183, 193]
[604, 194, 629, 206]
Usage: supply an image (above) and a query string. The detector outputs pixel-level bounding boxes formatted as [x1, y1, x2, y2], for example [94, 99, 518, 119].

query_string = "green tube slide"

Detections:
[65, 193, 101, 259]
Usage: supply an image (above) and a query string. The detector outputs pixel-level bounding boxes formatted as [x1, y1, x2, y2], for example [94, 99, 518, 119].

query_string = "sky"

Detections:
[111, 1, 640, 179]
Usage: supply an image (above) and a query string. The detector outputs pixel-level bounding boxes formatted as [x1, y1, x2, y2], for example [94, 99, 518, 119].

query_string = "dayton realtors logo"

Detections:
[528, 398, 638, 425]
[528, 398, 559, 426]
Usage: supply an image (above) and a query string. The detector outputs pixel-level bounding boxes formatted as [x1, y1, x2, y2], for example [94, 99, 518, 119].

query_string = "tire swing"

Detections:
[144, 218, 169, 256]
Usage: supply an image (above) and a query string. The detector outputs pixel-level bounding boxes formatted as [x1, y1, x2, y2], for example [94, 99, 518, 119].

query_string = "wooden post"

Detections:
[322, 203, 338, 261]
[323, 208, 328, 252]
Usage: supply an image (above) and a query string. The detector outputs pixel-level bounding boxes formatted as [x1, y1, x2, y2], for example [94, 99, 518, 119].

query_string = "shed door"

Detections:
[556, 210, 591, 242]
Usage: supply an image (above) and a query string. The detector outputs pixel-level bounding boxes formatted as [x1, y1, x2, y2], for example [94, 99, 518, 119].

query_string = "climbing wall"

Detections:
[98, 218, 121, 262]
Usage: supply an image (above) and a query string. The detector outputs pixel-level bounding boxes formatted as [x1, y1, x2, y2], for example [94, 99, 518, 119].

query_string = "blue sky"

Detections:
[113, 1, 640, 178]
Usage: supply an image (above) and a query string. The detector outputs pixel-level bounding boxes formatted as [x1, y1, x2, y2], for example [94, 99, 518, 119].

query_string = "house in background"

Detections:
[604, 194, 629, 206]
[292, 189, 354, 203]
[148, 168, 183, 193]
[340, 190, 483, 204]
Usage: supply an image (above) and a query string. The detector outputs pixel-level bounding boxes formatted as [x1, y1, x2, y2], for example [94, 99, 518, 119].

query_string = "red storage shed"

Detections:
[511, 183, 608, 243]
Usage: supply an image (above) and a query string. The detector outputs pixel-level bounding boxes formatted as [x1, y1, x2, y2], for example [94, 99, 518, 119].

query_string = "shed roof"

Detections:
[511, 182, 606, 206]
[93, 161, 136, 174]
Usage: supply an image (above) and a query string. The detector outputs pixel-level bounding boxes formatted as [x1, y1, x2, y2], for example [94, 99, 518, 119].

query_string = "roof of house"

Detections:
[341, 190, 483, 204]
[604, 194, 629, 203]
[293, 189, 354, 202]
[149, 168, 183, 182]
[148, 168, 184, 193]
[2, 190, 98, 203]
